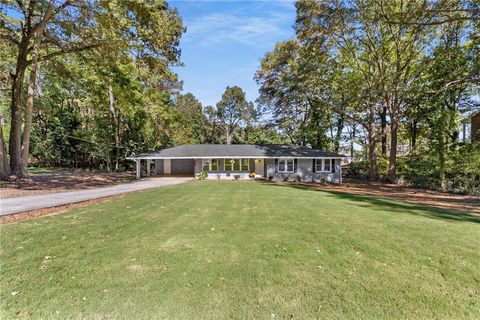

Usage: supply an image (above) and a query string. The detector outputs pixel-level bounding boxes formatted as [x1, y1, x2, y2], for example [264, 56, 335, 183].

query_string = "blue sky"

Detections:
[169, 0, 296, 107]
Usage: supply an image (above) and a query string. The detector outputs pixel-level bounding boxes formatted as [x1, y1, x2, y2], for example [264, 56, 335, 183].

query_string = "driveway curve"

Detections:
[0, 177, 192, 216]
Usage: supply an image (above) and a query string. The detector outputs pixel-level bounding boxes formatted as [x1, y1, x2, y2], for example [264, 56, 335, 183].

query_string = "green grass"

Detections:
[1, 181, 479, 319]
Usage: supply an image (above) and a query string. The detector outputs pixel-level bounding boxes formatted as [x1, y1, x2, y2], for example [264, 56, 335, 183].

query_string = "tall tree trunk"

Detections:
[411, 119, 417, 151]
[438, 109, 447, 191]
[380, 105, 387, 156]
[368, 103, 378, 181]
[225, 125, 232, 144]
[9, 39, 30, 176]
[334, 114, 344, 153]
[350, 122, 356, 163]
[388, 113, 399, 183]
[438, 142, 447, 192]
[108, 85, 120, 171]
[0, 115, 10, 179]
[20, 57, 39, 178]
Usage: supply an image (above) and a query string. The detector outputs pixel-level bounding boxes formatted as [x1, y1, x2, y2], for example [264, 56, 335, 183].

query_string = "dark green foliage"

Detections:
[401, 144, 480, 195]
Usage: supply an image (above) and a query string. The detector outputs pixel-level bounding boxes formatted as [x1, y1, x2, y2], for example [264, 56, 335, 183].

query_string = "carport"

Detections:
[128, 158, 195, 179]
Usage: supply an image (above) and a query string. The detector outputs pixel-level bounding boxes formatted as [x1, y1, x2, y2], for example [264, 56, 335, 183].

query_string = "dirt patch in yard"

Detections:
[0, 170, 135, 199]
[293, 178, 480, 214]
[0, 194, 125, 225]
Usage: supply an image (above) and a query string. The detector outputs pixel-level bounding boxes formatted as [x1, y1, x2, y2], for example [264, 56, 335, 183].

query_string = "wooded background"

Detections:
[1, 0, 479, 194]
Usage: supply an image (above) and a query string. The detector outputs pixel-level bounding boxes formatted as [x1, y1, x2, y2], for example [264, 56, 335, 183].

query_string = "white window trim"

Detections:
[278, 158, 294, 173]
[224, 158, 249, 172]
[315, 158, 332, 172]
[203, 159, 218, 171]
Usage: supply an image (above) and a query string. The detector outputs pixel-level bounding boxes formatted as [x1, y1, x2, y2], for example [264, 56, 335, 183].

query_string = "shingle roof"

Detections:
[128, 144, 344, 159]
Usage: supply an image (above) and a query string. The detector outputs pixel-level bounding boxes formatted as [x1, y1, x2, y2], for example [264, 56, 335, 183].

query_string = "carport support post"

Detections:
[146, 160, 152, 176]
[136, 159, 141, 179]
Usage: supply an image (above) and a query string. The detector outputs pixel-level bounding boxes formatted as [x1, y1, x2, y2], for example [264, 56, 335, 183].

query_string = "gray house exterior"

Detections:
[128, 144, 344, 183]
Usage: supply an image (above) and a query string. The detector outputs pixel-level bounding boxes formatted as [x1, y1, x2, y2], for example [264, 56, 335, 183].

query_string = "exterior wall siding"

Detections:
[159, 157, 342, 183]
[265, 158, 341, 183]
[194, 159, 202, 174]
[154, 159, 164, 175]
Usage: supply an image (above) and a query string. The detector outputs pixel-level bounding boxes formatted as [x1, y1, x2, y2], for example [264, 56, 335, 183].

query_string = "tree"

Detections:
[1, 0, 184, 177]
[214, 86, 256, 144]
[255, 38, 342, 149]
[418, 19, 474, 190]
[174, 93, 208, 143]
[239, 124, 285, 144]
[290, 0, 385, 179]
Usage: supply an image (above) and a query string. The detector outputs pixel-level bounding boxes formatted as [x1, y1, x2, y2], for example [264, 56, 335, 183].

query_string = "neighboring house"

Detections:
[385, 143, 412, 157]
[338, 146, 353, 165]
[396, 144, 412, 156]
[128, 144, 344, 183]
[459, 110, 480, 142]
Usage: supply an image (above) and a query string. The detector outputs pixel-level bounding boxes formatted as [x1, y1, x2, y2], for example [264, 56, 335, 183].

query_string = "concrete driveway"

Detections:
[0, 177, 192, 216]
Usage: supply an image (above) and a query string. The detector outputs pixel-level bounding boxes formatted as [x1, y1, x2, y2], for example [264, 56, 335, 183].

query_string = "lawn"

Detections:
[1, 181, 479, 319]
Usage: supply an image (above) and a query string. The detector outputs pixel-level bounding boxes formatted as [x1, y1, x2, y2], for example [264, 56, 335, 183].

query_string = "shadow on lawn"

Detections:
[263, 182, 480, 224]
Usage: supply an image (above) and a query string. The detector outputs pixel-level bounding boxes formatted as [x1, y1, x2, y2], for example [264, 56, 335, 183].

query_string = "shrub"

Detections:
[344, 160, 369, 179]
[249, 172, 256, 178]
[196, 170, 208, 180]
[283, 176, 289, 182]
[296, 175, 302, 182]
[234, 175, 240, 180]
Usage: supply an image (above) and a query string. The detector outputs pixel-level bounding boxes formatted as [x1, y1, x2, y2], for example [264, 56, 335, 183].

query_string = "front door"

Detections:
[255, 159, 264, 177]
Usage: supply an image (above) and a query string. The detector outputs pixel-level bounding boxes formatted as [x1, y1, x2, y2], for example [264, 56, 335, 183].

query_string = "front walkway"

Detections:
[0, 177, 192, 216]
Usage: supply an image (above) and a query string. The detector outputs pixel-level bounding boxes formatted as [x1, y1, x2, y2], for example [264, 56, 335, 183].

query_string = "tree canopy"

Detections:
[1, 0, 479, 194]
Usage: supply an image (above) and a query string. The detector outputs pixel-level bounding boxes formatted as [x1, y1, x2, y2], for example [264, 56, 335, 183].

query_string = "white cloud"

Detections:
[184, 8, 293, 47]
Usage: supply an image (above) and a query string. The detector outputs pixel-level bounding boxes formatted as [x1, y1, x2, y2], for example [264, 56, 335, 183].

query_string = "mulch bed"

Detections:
[292, 178, 480, 214]
[0, 171, 135, 199]
[0, 194, 125, 225]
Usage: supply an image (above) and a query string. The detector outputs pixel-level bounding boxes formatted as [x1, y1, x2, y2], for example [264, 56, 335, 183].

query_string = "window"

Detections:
[211, 159, 218, 171]
[278, 158, 294, 173]
[315, 159, 332, 172]
[241, 159, 249, 171]
[315, 159, 323, 172]
[223, 159, 235, 171]
[225, 159, 233, 171]
[286, 159, 294, 172]
[203, 159, 218, 171]
[324, 159, 331, 172]
[225, 159, 249, 171]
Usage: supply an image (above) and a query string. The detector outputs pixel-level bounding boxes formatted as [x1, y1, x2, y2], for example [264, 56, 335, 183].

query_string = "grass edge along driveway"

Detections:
[1, 181, 479, 319]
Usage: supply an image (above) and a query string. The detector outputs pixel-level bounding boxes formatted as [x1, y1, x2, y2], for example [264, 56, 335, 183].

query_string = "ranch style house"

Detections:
[128, 144, 344, 183]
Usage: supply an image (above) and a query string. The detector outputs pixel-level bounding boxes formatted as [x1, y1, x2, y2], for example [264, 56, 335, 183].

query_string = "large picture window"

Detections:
[224, 159, 249, 171]
[278, 158, 294, 173]
[315, 159, 332, 172]
[203, 159, 218, 171]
